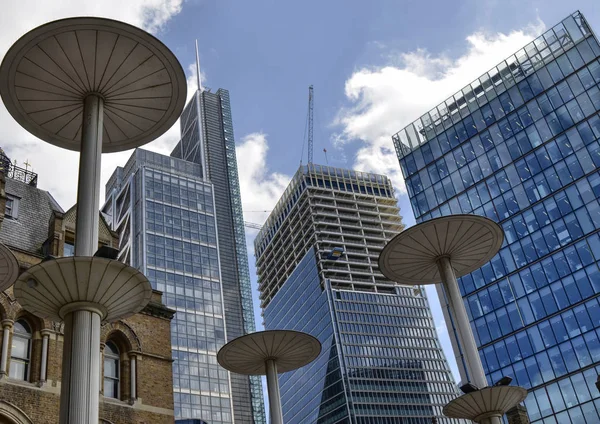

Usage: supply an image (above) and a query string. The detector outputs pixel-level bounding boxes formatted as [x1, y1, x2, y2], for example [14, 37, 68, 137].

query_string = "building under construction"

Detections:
[255, 164, 466, 424]
[255, 164, 405, 307]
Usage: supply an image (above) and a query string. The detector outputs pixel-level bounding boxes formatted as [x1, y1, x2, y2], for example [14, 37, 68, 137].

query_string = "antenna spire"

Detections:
[195, 40, 203, 92]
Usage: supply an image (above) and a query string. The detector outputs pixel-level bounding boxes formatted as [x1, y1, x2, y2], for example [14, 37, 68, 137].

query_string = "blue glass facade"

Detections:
[264, 249, 349, 424]
[394, 11, 600, 423]
[265, 249, 466, 424]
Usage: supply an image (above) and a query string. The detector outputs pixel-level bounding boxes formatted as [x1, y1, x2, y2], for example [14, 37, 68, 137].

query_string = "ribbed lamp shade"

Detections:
[13, 256, 152, 323]
[443, 386, 528, 422]
[379, 214, 504, 285]
[0, 243, 19, 292]
[217, 330, 322, 375]
[0, 17, 187, 152]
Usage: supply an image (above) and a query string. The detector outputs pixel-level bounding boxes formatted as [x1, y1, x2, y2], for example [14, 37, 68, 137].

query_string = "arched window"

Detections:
[9, 320, 31, 380]
[104, 342, 120, 399]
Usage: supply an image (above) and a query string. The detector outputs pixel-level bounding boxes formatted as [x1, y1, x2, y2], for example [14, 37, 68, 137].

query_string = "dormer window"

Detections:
[5, 195, 19, 219]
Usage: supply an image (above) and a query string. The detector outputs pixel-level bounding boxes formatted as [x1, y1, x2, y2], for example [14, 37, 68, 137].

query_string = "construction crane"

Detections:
[307, 85, 314, 164]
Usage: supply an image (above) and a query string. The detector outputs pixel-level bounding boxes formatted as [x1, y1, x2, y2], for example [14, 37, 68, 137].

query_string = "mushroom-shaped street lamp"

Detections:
[218, 330, 321, 424]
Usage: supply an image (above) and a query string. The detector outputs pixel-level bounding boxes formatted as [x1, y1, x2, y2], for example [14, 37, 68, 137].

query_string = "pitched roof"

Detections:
[0, 178, 64, 255]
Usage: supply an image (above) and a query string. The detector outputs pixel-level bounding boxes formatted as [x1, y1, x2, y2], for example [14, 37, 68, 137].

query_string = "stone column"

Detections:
[129, 353, 137, 404]
[507, 405, 530, 424]
[39, 329, 51, 384]
[0, 319, 13, 376]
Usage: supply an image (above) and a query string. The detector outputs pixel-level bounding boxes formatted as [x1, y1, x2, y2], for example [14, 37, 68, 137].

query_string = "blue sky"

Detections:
[1, 0, 600, 402]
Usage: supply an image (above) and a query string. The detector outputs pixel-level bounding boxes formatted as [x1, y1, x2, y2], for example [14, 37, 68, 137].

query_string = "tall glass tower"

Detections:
[103, 87, 265, 424]
[172, 88, 265, 424]
[255, 164, 466, 424]
[394, 11, 600, 423]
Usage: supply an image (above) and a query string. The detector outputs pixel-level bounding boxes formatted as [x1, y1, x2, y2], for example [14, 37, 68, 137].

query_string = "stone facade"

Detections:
[0, 166, 176, 424]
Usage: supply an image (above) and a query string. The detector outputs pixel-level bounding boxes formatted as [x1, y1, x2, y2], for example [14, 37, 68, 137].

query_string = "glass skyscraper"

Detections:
[394, 11, 600, 423]
[103, 87, 265, 424]
[172, 88, 265, 424]
[256, 164, 466, 424]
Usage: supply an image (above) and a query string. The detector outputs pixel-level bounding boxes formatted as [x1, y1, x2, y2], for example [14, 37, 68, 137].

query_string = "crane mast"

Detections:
[307, 85, 314, 164]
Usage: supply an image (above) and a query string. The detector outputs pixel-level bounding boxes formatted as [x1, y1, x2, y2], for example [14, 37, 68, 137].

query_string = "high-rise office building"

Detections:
[103, 87, 265, 424]
[255, 164, 466, 424]
[394, 11, 600, 423]
[171, 88, 265, 424]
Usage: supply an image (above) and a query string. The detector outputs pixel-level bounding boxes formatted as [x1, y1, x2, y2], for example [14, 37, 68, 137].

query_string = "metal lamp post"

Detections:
[217, 330, 321, 424]
[0, 17, 186, 423]
[379, 214, 527, 424]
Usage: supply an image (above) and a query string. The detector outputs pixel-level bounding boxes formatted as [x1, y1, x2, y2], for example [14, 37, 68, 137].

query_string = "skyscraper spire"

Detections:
[195, 39, 203, 92]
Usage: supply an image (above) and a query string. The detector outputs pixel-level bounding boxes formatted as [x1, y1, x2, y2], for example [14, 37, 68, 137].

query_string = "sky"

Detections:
[1, 0, 600, 403]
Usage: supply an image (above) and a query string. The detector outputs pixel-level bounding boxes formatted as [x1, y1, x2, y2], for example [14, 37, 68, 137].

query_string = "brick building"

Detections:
[0, 154, 176, 424]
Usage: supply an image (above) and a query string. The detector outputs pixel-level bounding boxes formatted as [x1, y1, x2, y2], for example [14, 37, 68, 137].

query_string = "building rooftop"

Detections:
[254, 164, 395, 249]
[0, 153, 63, 255]
[392, 10, 593, 158]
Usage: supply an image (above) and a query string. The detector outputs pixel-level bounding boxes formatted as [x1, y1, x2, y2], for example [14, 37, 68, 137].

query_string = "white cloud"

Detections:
[333, 22, 546, 194]
[0, 1, 184, 209]
[236, 133, 291, 242]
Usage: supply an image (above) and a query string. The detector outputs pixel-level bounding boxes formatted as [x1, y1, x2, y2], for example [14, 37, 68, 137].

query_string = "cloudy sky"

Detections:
[1, 0, 599, 388]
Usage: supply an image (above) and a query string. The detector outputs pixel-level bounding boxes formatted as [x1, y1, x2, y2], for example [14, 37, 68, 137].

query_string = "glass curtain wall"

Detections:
[395, 11, 600, 423]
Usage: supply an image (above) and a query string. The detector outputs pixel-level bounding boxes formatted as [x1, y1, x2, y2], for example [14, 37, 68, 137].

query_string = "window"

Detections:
[9, 320, 31, 380]
[4, 195, 19, 219]
[104, 342, 120, 399]
[64, 242, 74, 257]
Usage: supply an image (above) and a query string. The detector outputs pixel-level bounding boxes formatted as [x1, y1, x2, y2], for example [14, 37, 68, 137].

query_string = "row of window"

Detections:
[525, 366, 600, 423]
[145, 174, 214, 212]
[408, 52, 600, 217]
[479, 295, 600, 384]
[162, 293, 223, 316]
[352, 402, 435, 417]
[336, 296, 429, 312]
[166, 287, 222, 304]
[341, 332, 437, 349]
[502, 173, 599, 247]
[174, 406, 231, 423]
[344, 351, 447, 370]
[474, 261, 598, 346]
[355, 416, 451, 424]
[146, 234, 219, 256]
[476, 209, 597, 299]
[174, 392, 230, 408]
[401, 35, 600, 180]
[147, 256, 219, 278]
[399, 14, 594, 153]
[146, 200, 215, 227]
[172, 374, 229, 394]
[6, 319, 126, 402]
[172, 321, 225, 342]
[456, 163, 600, 297]
[147, 268, 220, 290]
[351, 391, 440, 405]
[411, 108, 600, 219]
[147, 225, 218, 246]
[339, 320, 435, 336]
[467, 242, 598, 322]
